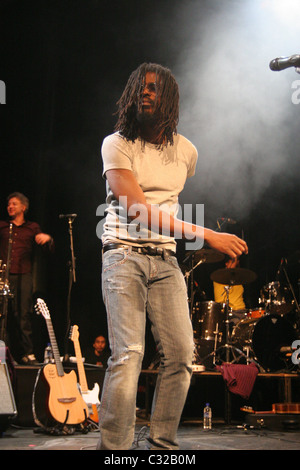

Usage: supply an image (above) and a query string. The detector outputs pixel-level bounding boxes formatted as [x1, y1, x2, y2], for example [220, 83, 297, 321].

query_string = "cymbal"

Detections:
[190, 248, 225, 264]
[210, 268, 257, 285]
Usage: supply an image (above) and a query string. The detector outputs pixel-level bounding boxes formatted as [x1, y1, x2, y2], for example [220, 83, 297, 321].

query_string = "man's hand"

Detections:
[204, 229, 248, 259]
[35, 233, 52, 245]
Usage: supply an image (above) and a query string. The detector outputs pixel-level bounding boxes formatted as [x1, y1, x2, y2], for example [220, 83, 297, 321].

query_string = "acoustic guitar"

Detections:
[35, 298, 89, 425]
[69, 325, 100, 423]
[241, 403, 300, 415]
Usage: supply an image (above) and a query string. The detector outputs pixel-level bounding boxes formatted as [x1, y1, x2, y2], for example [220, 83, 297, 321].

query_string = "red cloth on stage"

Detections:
[216, 362, 258, 399]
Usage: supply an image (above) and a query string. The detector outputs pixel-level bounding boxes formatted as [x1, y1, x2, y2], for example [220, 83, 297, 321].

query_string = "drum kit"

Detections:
[183, 247, 300, 372]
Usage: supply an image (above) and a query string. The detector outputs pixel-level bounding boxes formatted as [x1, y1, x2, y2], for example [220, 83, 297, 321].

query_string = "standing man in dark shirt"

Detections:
[0, 192, 53, 364]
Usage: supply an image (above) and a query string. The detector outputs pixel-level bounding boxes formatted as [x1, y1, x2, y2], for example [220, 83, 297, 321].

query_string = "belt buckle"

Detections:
[146, 246, 157, 256]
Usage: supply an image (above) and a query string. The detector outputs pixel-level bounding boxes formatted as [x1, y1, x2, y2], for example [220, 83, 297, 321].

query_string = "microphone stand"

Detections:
[184, 253, 206, 320]
[62, 216, 77, 361]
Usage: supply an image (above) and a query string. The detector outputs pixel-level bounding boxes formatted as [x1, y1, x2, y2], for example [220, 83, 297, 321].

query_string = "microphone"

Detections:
[269, 54, 300, 71]
[59, 213, 77, 219]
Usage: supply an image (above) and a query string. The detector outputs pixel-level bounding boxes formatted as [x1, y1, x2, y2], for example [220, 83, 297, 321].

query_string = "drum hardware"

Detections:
[192, 301, 225, 342]
[217, 286, 255, 364]
[260, 281, 294, 316]
[206, 281, 259, 426]
[197, 291, 256, 370]
[0, 224, 13, 342]
[231, 315, 298, 372]
[183, 248, 225, 330]
[192, 300, 226, 370]
[263, 256, 300, 318]
[247, 307, 265, 319]
[0, 261, 12, 298]
[279, 345, 294, 361]
[281, 258, 300, 316]
[208, 268, 258, 366]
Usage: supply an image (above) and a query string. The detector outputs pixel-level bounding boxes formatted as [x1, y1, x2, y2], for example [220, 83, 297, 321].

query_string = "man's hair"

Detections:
[115, 63, 179, 147]
[7, 192, 29, 213]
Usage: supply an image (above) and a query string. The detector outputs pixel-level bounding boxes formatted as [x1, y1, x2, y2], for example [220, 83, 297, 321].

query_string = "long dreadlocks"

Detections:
[114, 63, 179, 148]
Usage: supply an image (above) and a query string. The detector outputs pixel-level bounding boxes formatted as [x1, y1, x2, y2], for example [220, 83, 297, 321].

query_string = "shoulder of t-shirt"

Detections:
[102, 131, 128, 147]
[175, 133, 198, 155]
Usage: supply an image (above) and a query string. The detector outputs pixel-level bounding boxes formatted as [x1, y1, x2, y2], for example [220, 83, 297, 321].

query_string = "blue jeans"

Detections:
[97, 247, 194, 450]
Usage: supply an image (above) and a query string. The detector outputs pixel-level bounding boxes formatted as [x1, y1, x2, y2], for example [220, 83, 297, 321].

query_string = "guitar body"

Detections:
[69, 324, 101, 423]
[81, 382, 100, 423]
[43, 364, 89, 424]
[273, 403, 300, 414]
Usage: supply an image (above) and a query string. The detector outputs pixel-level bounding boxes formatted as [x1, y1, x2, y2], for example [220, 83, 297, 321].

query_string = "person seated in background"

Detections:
[84, 334, 110, 367]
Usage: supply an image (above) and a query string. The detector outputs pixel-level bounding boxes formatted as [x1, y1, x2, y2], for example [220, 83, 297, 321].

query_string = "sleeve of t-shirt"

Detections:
[101, 133, 133, 177]
[187, 143, 198, 178]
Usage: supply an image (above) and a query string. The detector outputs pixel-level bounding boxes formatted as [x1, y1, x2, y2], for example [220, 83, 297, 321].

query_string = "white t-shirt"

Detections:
[101, 132, 198, 250]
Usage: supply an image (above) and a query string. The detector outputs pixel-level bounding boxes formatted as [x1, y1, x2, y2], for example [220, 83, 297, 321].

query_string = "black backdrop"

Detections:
[1, 0, 299, 361]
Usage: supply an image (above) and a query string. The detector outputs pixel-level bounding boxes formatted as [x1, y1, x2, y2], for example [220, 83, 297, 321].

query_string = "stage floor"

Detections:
[1, 365, 300, 454]
[0, 420, 299, 451]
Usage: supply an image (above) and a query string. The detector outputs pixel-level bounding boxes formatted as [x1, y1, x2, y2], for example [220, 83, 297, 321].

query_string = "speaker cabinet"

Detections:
[0, 342, 17, 433]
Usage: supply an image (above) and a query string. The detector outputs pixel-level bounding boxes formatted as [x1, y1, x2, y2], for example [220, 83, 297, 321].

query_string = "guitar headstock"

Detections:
[69, 325, 79, 343]
[35, 298, 51, 320]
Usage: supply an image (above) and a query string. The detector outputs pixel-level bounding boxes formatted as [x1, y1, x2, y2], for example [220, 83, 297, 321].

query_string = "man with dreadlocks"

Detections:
[97, 63, 248, 450]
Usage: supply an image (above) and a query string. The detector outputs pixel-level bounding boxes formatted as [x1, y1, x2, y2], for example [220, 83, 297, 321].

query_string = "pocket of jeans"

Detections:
[102, 249, 129, 272]
[167, 256, 180, 270]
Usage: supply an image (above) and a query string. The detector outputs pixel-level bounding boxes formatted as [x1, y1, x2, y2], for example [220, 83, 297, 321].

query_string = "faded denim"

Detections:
[97, 247, 194, 450]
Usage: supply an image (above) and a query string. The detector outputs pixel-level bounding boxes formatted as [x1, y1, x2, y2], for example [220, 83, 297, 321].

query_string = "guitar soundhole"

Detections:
[57, 397, 76, 403]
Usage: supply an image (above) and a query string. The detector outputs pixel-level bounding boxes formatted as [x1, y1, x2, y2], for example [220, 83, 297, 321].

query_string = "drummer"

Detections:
[213, 257, 247, 325]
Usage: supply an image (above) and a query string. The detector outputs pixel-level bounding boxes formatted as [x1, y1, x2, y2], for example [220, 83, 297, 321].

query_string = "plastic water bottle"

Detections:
[203, 403, 212, 430]
[44, 343, 53, 363]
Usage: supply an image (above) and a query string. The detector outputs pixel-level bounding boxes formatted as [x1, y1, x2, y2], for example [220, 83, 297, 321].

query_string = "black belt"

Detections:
[102, 243, 175, 260]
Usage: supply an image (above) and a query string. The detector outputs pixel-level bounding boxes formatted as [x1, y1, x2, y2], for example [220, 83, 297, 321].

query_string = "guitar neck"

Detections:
[45, 318, 64, 376]
[73, 339, 88, 393]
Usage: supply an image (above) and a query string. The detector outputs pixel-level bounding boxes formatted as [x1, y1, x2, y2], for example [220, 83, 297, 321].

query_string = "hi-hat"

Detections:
[187, 248, 225, 264]
[210, 268, 257, 285]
